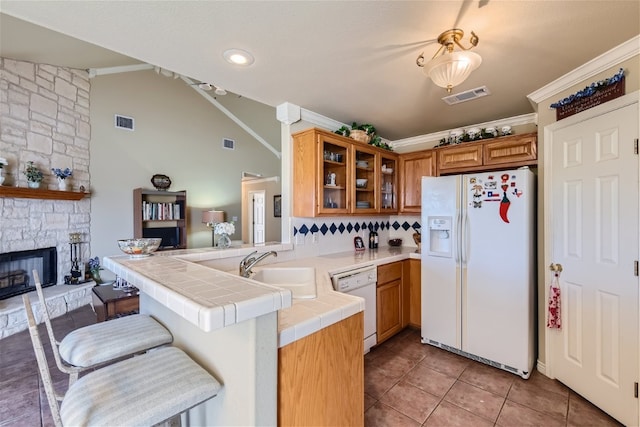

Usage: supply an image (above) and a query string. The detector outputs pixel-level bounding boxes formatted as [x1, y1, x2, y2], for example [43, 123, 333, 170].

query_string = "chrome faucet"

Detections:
[239, 250, 278, 278]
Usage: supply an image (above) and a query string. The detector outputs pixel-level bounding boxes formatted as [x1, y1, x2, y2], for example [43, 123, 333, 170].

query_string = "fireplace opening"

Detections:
[0, 247, 57, 300]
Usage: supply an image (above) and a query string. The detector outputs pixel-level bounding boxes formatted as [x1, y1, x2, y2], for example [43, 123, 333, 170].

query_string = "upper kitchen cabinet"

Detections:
[398, 150, 437, 214]
[293, 128, 397, 217]
[437, 143, 483, 174]
[352, 144, 378, 214]
[483, 133, 537, 167]
[293, 128, 351, 216]
[379, 153, 398, 214]
[436, 133, 537, 175]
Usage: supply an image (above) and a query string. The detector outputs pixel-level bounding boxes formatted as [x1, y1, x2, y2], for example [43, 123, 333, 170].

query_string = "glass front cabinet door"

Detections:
[318, 136, 350, 215]
[352, 145, 378, 214]
[379, 154, 397, 213]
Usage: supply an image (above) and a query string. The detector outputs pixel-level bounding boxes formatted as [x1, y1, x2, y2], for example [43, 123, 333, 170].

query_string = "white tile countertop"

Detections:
[263, 246, 420, 347]
[105, 245, 420, 347]
[103, 253, 293, 332]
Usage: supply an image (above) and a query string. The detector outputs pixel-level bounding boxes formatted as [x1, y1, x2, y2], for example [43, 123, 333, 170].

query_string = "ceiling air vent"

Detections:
[442, 86, 491, 105]
[114, 114, 134, 131]
[222, 138, 235, 150]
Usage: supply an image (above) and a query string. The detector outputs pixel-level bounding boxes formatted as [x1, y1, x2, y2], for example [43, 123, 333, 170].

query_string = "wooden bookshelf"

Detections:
[133, 188, 187, 250]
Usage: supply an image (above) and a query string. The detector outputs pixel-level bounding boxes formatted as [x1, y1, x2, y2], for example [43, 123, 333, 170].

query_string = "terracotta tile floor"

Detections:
[365, 328, 623, 426]
[0, 306, 624, 426]
[0, 304, 97, 427]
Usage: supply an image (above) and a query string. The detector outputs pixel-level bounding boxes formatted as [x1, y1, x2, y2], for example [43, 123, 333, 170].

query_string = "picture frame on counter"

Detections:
[354, 236, 365, 251]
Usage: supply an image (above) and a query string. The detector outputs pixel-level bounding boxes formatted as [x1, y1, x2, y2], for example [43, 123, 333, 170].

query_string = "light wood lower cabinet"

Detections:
[278, 313, 363, 426]
[377, 262, 403, 343]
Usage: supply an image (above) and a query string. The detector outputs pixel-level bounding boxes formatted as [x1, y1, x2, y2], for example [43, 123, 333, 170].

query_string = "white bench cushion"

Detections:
[59, 314, 172, 367]
[60, 346, 222, 426]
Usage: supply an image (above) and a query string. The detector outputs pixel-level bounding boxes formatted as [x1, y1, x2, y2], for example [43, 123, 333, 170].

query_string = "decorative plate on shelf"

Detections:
[151, 174, 171, 190]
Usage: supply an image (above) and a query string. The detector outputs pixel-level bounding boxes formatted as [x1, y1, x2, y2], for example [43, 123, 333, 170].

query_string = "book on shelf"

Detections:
[141, 201, 181, 221]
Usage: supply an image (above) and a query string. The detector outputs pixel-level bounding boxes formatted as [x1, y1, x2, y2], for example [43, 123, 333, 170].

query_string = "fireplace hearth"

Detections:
[0, 248, 57, 300]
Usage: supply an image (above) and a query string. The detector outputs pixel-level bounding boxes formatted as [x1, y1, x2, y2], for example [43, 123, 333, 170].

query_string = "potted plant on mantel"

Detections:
[23, 161, 44, 189]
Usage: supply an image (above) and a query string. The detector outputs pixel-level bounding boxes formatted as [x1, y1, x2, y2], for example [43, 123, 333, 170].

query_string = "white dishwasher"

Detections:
[331, 265, 377, 354]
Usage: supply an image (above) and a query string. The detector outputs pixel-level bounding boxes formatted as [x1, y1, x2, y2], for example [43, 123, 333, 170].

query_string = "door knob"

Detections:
[549, 263, 563, 272]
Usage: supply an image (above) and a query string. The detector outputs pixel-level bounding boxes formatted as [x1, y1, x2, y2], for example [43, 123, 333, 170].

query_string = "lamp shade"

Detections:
[424, 50, 482, 92]
[202, 210, 224, 224]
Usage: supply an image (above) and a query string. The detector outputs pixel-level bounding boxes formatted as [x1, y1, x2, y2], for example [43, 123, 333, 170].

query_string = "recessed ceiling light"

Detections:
[223, 48, 255, 66]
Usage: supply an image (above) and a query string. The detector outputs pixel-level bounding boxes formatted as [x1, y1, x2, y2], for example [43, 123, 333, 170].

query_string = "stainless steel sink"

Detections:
[251, 267, 317, 299]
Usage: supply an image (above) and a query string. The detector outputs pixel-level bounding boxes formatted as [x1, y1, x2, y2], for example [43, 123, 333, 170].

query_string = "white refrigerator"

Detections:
[421, 167, 535, 378]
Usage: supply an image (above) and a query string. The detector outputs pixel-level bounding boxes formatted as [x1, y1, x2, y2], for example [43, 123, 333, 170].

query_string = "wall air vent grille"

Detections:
[114, 114, 135, 131]
[223, 138, 235, 150]
[442, 86, 491, 105]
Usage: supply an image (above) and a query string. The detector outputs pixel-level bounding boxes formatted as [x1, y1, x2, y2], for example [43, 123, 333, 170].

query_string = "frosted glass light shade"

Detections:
[424, 50, 482, 92]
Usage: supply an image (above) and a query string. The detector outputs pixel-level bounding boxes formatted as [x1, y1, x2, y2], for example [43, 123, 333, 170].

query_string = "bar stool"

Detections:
[23, 294, 222, 427]
[31, 270, 173, 386]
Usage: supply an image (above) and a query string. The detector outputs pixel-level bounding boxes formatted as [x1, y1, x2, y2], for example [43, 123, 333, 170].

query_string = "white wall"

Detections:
[89, 70, 281, 260]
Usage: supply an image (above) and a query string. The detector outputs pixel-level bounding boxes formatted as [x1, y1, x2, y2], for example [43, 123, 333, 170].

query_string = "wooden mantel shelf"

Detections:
[0, 186, 90, 201]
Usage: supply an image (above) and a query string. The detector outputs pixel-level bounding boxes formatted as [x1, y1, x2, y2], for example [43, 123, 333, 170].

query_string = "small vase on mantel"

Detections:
[0, 173, 4, 186]
[27, 181, 40, 189]
[57, 177, 69, 191]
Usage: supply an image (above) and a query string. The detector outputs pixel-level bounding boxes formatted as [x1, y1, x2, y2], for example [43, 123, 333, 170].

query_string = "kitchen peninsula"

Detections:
[104, 243, 420, 425]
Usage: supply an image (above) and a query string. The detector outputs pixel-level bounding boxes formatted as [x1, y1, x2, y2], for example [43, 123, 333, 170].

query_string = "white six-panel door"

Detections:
[546, 94, 638, 426]
[252, 191, 266, 244]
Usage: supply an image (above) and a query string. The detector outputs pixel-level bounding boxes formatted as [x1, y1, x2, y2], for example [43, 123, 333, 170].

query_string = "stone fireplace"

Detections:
[0, 57, 94, 338]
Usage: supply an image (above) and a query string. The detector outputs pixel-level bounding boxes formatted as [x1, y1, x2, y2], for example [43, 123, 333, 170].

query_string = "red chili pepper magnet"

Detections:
[500, 193, 511, 223]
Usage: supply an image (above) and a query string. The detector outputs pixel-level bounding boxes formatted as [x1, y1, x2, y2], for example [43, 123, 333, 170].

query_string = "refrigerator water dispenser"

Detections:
[428, 216, 452, 257]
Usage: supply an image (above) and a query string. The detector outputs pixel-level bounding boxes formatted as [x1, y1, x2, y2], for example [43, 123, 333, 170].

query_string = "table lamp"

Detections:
[202, 210, 225, 246]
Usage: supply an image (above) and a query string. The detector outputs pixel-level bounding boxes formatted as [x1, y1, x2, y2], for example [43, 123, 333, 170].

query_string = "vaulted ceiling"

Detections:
[1, 1, 639, 140]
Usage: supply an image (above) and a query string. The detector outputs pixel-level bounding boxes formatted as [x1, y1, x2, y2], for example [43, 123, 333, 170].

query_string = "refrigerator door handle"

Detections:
[455, 209, 462, 263]
[461, 212, 469, 265]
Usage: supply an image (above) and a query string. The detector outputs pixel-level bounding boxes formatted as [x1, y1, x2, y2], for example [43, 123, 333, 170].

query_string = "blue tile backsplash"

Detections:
[291, 215, 421, 256]
[294, 218, 421, 236]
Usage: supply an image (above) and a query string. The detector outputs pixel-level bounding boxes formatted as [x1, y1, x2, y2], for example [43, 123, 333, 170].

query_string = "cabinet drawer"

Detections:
[483, 135, 537, 166]
[377, 261, 402, 285]
[437, 144, 483, 172]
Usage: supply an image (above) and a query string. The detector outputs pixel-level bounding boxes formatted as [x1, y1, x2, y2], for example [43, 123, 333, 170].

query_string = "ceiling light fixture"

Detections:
[416, 29, 482, 93]
[194, 82, 227, 95]
[223, 48, 255, 66]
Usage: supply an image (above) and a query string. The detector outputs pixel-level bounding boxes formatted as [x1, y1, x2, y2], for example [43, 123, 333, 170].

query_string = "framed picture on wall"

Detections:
[274, 195, 282, 217]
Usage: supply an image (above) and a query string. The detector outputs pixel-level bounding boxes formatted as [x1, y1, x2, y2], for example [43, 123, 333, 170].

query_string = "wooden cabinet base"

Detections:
[92, 286, 139, 322]
[278, 313, 363, 426]
[376, 262, 404, 344]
